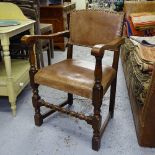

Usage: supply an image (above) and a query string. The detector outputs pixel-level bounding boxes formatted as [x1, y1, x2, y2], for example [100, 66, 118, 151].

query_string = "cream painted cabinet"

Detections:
[0, 2, 35, 116]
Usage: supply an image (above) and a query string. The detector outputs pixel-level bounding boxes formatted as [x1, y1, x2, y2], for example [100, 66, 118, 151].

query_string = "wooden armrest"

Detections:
[21, 30, 70, 45]
[91, 37, 125, 57]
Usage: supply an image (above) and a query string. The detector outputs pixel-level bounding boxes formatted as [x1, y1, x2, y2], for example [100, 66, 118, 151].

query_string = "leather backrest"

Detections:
[69, 10, 124, 47]
[124, 1, 155, 18]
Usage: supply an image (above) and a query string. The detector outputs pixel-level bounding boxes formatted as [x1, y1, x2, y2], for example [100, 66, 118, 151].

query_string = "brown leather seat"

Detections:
[22, 10, 125, 151]
[35, 59, 116, 99]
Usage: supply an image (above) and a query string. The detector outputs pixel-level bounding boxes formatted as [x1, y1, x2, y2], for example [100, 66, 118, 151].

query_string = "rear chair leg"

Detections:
[109, 78, 117, 118]
[32, 83, 43, 126]
[68, 93, 73, 106]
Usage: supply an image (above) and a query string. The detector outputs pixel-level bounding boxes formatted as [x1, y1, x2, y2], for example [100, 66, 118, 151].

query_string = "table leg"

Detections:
[1, 36, 16, 116]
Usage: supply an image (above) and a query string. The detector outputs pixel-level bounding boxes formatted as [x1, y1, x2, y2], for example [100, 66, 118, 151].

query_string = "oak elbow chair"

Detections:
[22, 10, 125, 151]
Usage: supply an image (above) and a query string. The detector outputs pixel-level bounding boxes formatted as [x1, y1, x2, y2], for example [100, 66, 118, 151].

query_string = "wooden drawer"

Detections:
[14, 69, 29, 95]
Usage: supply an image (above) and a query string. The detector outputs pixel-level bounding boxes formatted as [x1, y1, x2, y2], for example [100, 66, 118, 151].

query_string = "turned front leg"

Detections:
[92, 56, 103, 151]
[30, 64, 42, 126]
[29, 42, 43, 126]
[32, 83, 43, 126]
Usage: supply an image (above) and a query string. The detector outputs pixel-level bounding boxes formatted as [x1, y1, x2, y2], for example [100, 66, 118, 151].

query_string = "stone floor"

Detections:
[0, 46, 155, 155]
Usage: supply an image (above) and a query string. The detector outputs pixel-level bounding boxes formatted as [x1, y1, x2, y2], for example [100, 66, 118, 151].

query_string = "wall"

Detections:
[71, 0, 87, 10]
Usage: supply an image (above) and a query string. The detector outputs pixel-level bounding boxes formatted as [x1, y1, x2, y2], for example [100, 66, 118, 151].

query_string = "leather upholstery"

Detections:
[35, 59, 116, 99]
[69, 10, 124, 47]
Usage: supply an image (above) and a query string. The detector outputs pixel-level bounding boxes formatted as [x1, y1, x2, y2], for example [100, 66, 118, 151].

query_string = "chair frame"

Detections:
[22, 28, 124, 150]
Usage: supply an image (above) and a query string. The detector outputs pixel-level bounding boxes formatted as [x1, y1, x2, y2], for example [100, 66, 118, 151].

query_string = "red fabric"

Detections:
[127, 17, 145, 36]
[130, 12, 155, 29]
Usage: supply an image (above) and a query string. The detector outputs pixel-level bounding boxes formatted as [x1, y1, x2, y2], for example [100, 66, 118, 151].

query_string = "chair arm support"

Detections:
[21, 30, 70, 45]
[91, 37, 125, 57]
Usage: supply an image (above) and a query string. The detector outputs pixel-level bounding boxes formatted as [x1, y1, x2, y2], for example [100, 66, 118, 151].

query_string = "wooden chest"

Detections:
[40, 2, 76, 50]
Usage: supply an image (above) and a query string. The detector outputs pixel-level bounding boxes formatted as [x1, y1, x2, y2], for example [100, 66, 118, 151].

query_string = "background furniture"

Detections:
[121, 1, 155, 147]
[64, 0, 88, 4]
[71, 0, 88, 10]
[22, 10, 124, 151]
[1, 0, 54, 67]
[0, 2, 35, 116]
[40, 2, 75, 50]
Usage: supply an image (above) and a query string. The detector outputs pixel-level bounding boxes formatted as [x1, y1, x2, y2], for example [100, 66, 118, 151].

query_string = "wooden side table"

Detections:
[40, 2, 76, 50]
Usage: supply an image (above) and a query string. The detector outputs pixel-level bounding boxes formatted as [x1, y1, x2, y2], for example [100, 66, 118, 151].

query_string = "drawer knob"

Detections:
[19, 82, 24, 87]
